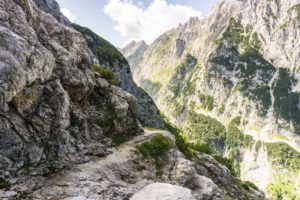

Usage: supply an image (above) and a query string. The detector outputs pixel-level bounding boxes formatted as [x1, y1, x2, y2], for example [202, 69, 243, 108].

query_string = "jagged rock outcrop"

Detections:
[0, 0, 141, 196]
[32, 0, 71, 25]
[122, 0, 300, 198]
[73, 24, 164, 129]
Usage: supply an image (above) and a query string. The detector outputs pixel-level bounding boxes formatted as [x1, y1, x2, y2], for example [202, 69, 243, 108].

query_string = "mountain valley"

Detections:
[0, 0, 299, 199]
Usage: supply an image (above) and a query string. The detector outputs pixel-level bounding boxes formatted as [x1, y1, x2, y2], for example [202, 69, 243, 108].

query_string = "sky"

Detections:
[56, 0, 218, 47]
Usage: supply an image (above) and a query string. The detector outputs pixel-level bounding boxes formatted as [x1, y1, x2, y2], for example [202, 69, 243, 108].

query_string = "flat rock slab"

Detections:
[130, 183, 196, 200]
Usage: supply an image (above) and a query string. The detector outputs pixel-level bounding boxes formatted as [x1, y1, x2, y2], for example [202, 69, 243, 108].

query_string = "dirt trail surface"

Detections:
[29, 131, 172, 200]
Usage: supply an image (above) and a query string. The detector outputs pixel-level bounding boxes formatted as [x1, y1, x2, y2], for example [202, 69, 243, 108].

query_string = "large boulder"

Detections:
[130, 183, 195, 200]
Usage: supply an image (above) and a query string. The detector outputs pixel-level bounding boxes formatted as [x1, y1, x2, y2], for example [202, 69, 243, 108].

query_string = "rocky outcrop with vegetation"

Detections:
[73, 24, 164, 129]
[28, 130, 265, 200]
[0, 0, 141, 197]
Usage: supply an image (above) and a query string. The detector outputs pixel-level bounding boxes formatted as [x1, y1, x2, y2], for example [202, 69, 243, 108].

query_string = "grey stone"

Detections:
[0, 0, 141, 195]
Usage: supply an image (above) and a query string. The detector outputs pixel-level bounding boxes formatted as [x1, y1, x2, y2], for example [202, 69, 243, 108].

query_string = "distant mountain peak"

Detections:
[123, 40, 148, 51]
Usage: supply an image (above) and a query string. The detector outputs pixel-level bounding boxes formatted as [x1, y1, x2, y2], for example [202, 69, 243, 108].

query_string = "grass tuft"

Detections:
[242, 181, 259, 191]
[136, 134, 173, 177]
[136, 134, 173, 158]
[0, 178, 10, 190]
[91, 64, 118, 85]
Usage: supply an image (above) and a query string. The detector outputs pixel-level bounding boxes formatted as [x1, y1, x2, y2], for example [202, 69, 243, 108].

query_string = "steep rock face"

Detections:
[0, 0, 141, 195]
[73, 25, 164, 129]
[123, 0, 300, 198]
[32, 0, 70, 25]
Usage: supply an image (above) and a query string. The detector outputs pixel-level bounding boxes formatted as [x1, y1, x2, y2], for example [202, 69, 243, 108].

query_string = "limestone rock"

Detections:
[130, 183, 196, 200]
[73, 24, 165, 129]
[32, 0, 71, 25]
[0, 0, 140, 194]
[122, 40, 149, 74]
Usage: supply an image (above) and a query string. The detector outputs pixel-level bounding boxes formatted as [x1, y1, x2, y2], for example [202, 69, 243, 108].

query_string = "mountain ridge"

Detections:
[122, 0, 300, 198]
[72, 24, 164, 128]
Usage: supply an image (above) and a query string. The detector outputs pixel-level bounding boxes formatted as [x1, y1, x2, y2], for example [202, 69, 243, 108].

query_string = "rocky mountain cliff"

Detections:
[72, 25, 164, 129]
[0, 0, 142, 196]
[123, 0, 300, 199]
[32, 0, 70, 25]
[0, 0, 266, 199]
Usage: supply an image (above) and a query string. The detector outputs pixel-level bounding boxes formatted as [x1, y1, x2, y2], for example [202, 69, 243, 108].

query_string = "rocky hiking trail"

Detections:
[28, 130, 173, 199]
[24, 129, 265, 200]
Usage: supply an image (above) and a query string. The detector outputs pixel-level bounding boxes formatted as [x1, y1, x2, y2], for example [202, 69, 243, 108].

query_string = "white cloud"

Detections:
[61, 8, 76, 23]
[103, 0, 202, 45]
[137, 1, 143, 7]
